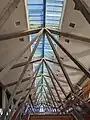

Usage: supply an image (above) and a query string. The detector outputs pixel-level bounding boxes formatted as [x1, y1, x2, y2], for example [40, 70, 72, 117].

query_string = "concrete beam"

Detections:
[48, 28, 90, 43]
[1, 29, 43, 120]
[0, 58, 41, 72]
[45, 58, 80, 71]
[0, 0, 20, 29]
[46, 32, 75, 93]
[77, 75, 87, 86]
[5, 75, 41, 88]
[0, 28, 41, 41]
[46, 29, 90, 79]
[73, 0, 90, 24]
[43, 74, 67, 84]
[0, 29, 43, 86]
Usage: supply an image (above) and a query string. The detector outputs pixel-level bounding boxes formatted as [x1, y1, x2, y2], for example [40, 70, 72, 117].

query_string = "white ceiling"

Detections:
[0, 0, 33, 100]
[56, 0, 90, 94]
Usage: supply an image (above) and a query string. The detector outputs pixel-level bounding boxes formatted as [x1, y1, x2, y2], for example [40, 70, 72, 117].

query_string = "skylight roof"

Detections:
[27, 0, 64, 94]
[28, 0, 64, 29]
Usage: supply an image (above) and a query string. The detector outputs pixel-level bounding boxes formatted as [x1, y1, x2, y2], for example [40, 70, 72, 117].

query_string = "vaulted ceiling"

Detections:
[0, 0, 90, 112]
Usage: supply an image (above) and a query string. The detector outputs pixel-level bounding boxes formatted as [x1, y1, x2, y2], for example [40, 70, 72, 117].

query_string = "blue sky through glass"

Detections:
[28, 0, 64, 91]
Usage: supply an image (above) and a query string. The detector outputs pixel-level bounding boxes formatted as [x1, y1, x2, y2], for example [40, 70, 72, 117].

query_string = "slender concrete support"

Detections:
[44, 86, 56, 108]
[6, 75, 41, 88]
[29, 95, 35, 114]
[0, 28, 41, 41]
[77, 74, 87, 86]
[31, 79, 42, 101]
[44, 61, 65, 112]
[42, 94, 52, 107]
[44, 60, 67, 97]
[0, 29, 43, 86]
[36, 92, 43, 104]
[43, 74, 67, 84]
[23, 77, 42, 105]
[45, 58, 80, 71]
[46, 29, 90, 79]
[43, 87, 53, 106]
[48, 28, 90, 43]
[34, 86, 43, 104]
[43, 77, 58, 108]
[45, 32, 75, 93]
[0, 58, 41, 73]
[1, 29, 43, 120]
[10, 103, 23, 120]
[8, 60, 43, 120]
[11, 103, 25, 120]
[73, 0, 90, 24]
[0, 0, 20, 30]
[7, 61, 42, 120]
[32, 77, 43, 103]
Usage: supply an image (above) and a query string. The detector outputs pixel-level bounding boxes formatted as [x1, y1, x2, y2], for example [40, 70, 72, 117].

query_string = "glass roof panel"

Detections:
[28, 0, 44, 28]
[28, 0, 64, 96]
[28, 0, 43, 4]
[46, 0, 64, 29]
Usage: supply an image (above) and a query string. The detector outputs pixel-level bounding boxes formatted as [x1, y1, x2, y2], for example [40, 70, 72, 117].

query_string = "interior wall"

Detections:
[0, 87, 2, 108]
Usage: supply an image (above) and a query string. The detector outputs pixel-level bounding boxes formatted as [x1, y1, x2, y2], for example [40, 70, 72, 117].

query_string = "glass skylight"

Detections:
[28, 0, 64, 100]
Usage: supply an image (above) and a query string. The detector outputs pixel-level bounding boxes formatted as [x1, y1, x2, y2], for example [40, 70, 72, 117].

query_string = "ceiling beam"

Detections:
[43, 87, 53, 105]
[43, 74, 67, 84]
[0, 0, 20, 30]
[5, 77, 31, 88]
[44, 60, 65, 110]
[46, 32, 75, 93]
[73, 0, 90, 24]
[16, 82, 43, 96]
[44, 60, 67, 97]
[77, 75, 87, 86]
[15, 80, 67, 96]
[65, 74, 87, 100]
[1, 29, 44, 120]
[34, 86, 42, 104]
[45, 58, 80, 71]
[43, 77, 59, 107]
[16, 87, 36, 95]
[0, 28, 41, 41]
[48, 28, 90, 43]
[0, 58, 41, 72]
[21, 78, 42, 101]
[46, 29, 90, 79]
[8, 61, 43, 120]
[0, 29, 43, 87]
[4, 75, 42, 88]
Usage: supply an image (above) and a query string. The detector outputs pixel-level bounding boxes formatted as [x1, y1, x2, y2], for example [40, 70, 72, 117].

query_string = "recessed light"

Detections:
[60, 57, 64, 60]
[57, 70, 60, 72]
[55, 74, 58, 76]
[24, 56, 28, 59]
[65, 39, 70, 43]
[69, 23, 75, 28]
[74, 5, 79, 10]
[15, 21, 20, 26]
[19, 38, 24, 42]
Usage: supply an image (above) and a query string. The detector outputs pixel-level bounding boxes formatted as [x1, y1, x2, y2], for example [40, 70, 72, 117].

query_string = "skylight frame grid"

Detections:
[28, 0, 65, 103]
